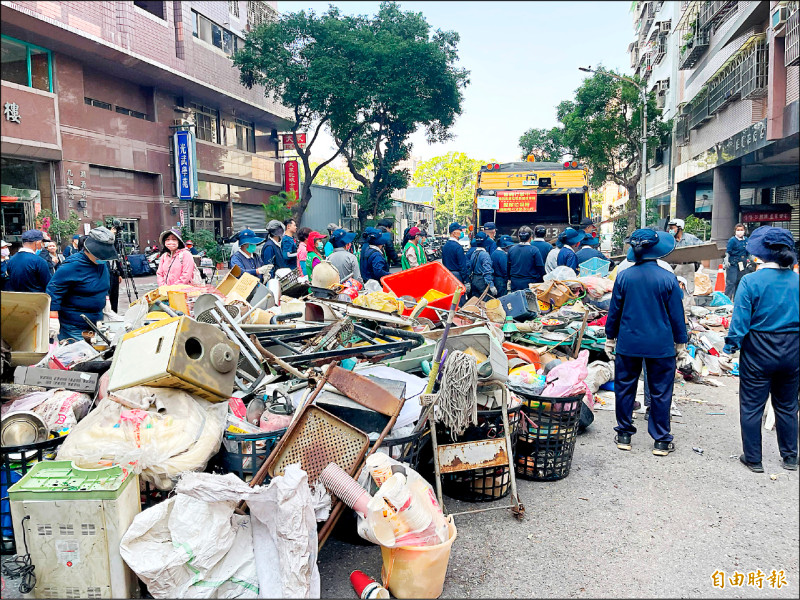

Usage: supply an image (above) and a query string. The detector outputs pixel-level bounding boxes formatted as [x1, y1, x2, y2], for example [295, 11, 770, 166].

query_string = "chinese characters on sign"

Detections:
[65, 168, 90, 216]
[741, 211, 792, 223]
[4, 101, 21, 123]
[477, 195, 500, 210]
[173, 130, 198, 200]
[497, 190, 537, 213]
[281, 133, 307, 150]
[711, 569, 787, 590]
[284, 160, 299, 196]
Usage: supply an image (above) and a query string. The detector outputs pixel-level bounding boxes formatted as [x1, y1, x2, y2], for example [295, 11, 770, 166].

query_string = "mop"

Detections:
[435, 349, 479, 440]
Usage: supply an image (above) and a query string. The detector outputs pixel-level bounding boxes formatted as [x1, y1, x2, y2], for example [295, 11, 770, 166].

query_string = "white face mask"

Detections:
[735, 230, 744, 239]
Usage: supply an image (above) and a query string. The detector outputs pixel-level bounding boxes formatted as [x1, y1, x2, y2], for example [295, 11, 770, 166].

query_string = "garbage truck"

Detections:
[472, 155, 591, 240]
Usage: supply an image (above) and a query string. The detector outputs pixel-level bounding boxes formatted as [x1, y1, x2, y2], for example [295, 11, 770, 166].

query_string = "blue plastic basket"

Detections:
[578, 257, 610, 278]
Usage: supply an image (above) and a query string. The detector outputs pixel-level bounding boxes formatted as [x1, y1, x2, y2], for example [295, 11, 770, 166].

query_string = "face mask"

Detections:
[735, 230, 744, 239]
[459, 232, 465, 239]
[1, 248, 9, 258]
[245, 244, 257, 254]
[669, 229, 677, 237]
[316, 241, 324, 251]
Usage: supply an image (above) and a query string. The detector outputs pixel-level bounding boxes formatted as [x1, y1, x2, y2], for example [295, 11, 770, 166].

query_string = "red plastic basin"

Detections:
[381, 261, 464, 323]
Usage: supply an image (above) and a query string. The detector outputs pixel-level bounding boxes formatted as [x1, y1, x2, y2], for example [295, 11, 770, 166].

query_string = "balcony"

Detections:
[707, 58, 741, 114]
[699, 0, 737, 33]
[630, 44, 640, 69]
[688, 90, 710, 130]
[654, 35, 667, 65]
[679, 27, 710, 70]
[675, 113, 690, 146]
[786, 8, 800, 67]
[741, 37, 768, 100]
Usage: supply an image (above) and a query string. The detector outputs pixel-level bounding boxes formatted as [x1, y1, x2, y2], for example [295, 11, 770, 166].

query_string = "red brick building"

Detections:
[1, 0, 291, 249]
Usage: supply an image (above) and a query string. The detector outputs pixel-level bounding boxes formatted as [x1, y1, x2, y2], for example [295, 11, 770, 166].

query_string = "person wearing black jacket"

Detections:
[377, 218, 400, 267]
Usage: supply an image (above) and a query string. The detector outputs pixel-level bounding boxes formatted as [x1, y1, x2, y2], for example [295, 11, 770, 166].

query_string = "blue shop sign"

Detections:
[173, 129, 198, 199]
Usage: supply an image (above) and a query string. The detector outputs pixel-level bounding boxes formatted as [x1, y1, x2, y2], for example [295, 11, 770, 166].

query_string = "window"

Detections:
[235, 118, 255, 153]
[107, 218, 139, 248]
[229, 1, 240, 19]
[1, 35, 52, 92]
[191, 102, 220, 143]
[192, 11, 244, 57]
[115, 106, 147, 120]
[85, 97, 113, 111]
[133, 1, 165, 20]
[247, 1, 277, 30]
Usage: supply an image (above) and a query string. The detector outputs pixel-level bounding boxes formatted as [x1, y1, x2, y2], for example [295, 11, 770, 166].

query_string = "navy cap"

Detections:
[498, 235, 515, 248]
[72, 234, 80, 240]
[560, 227, 585, 246]
[331, 228, 357, 247]
[581, 235, 600, 247]
[237, 228, 265, 246]
[579, 217, 595, 228]
[449, 222, 466, 233]
[21, 230, 45, 242]
[625, 228, 676, 262]
[363, 227, 391, 246]
[746, 225, 797, 262]
[482, 222, 496, 231]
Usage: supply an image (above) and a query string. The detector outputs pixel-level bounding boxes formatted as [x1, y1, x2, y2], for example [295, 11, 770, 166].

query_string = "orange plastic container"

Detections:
[381, 261, 464, 323]
[503, 342, 542, 371]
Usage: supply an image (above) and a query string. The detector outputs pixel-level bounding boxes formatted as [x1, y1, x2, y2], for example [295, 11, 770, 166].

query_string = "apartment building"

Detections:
[630, 1, 799, 241]
[1, 1, 292, 247]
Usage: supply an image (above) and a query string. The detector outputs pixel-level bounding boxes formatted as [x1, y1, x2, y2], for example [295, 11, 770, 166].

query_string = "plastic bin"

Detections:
[381, 261, 463, 323]
[442, 327, 509, 383]
[218, 428, 287, 483]
[380, 517, 457, 599]
[498, 289, 539, 321]
[440, 405, 521, 503]
[578, 257, 611, 278]
[1, 435, 66, 554]
[515, 393, 583, 481]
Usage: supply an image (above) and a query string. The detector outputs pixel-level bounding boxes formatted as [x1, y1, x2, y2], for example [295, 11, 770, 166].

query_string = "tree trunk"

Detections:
[624, 182, 638, 236]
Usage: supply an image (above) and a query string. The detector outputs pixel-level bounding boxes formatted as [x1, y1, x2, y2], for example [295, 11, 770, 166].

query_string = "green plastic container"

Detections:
[8, 460, 134, 501]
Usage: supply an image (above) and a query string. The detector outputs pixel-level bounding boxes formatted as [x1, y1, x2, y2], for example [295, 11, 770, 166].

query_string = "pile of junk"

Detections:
[0, 255, 734, 599]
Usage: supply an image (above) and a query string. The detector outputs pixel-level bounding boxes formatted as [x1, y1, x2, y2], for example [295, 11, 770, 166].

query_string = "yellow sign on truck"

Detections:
[473, 157, 591, 239]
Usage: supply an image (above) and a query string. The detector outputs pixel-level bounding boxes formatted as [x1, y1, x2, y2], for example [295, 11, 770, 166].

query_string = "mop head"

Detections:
[436, 350, 479, 440]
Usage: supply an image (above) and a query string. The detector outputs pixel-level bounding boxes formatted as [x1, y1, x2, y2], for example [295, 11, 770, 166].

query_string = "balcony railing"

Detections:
[654, 35, 667, 65]
[786, 8, 800, 67]
[707, 57, 741, 114]
[675, 113, 690, 146]
[679, 27, 710, 70]
[688, 90, 710, 130]
[741, 38, 769, 100]
[699, 0, 737, 33]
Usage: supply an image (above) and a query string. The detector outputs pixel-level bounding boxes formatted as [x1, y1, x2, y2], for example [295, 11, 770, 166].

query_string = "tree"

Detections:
[235, 2, 468, 226]
[309, 161, 360, 190]
[518, 127, 567, 162]
[36, 209, 80, 245]
[261, 190, 297, 223]
[412, 152, 483, 232]
[554, 69, 671, 236]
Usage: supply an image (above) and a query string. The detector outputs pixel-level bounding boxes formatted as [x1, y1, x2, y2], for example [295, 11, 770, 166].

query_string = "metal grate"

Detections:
[699, 0, 738, 33]
[37, 523, 53, 536]
[59, 523, 74, 536]
[64, 588, 82, 599]
[654, 35, 667, 65]
[247, 0, 277, 31]
[786, 8, 800, 67]
[741, 38, 769, 99]
[708, 54, 743, 114]
[675, 113, 690, 146]
[86, 588, 103, 599]
[688, 90, 710, 129]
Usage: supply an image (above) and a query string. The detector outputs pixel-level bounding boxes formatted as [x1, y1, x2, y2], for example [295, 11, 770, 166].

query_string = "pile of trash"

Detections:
[0, 253, 734, 599]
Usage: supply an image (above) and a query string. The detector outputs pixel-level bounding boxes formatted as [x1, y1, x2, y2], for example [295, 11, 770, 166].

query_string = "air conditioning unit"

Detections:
[350, 202, 358, 218]
[656, 94, 666, 109]
[657, 79, 670, 92]
[772, 3, 790, 35]
[660, 20, 672, 34]
[172, 118, 193, 128]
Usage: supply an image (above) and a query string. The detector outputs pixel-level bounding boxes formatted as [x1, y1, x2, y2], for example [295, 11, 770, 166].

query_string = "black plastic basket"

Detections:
[515, 393, 584, 481]
[439, 404, 522, 503]
[218, 428, 287, 483]
[2, 435, 67, 555]
[279, 268, 308, 297]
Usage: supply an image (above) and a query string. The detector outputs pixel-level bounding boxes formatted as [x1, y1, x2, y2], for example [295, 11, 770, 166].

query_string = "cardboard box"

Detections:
[14, 366, 98, 393]
[216, 272, 259, 300]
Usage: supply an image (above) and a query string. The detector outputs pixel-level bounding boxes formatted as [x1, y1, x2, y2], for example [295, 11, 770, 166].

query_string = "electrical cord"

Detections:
[1, 515, 36, 594]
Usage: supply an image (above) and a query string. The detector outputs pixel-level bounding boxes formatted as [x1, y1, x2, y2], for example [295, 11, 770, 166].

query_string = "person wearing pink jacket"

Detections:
[156, 229, 197, 286]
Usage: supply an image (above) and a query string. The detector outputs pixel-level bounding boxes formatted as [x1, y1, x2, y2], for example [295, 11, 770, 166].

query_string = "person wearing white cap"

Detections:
[1, 240, 11, 291]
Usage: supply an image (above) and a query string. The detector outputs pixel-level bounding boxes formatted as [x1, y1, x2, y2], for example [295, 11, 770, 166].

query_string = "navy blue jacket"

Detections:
[483, 237, 497, 257]
[6, 250, 51, 293]
[261, 238, 292, 276]
[491, 248, 509, 293]
[532, 240, 554, 263]
[508, 243, 544, 285]
[281, 235, 297, 265]
[556, 247, 579, 270]
[230, 250, 264, 280]
[575, 246, 607, 267]
[442, 238, 468, 282]
[726, 236, 749, 264]
[63, 245, 79, 258]
[605, 260, 687, 358]
[468, 247, 494, 290]
[360, 245, 390, 282]
[725, 268, 799, 350]
[46, 252, 110, 329]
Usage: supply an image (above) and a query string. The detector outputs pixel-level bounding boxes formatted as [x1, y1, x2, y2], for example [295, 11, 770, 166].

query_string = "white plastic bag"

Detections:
[543, 265, 577, 282]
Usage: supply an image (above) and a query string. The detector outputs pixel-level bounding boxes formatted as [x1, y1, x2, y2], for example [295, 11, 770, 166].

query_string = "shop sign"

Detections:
[284, 160, 299, 195]
[173, 130, 198, 200]
[497, 190, 537, 213]
[742, 210, 791, 223]
[477, 195, 499, 210]
[65, 167, 90, 217]
[281, 133, 307, 150]
[4, 101, 21, 124]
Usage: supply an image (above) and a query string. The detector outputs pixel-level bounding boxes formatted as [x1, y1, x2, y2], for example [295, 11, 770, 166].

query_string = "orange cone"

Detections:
[714, 264, 725, 292]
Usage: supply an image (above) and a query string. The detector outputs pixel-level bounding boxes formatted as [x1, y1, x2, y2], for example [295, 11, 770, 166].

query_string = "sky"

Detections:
[276, 1, 635, 164]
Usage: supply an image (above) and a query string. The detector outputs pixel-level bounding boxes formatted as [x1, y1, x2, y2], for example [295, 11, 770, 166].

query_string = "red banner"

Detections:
[497, 190, 537, 213]
[284, 160, 299, 195]
[742, 211, 791, 223]
[281, 133, 307, 150]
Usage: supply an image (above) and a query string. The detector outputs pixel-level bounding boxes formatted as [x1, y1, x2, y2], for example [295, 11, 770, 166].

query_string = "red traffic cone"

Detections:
[714, 264, 725, 293]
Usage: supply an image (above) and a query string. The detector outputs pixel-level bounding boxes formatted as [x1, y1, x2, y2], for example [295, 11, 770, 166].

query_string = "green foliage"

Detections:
[261, 190, 297, 223]
[235, 2, 468, 224]
[309, 161, 361, 190]
[36, 209, 80, 244]
[412, 152, 483, 232]
[181, 226, 226, 264]
[684, 214, 711, 241]
[518, 127, 567, 162]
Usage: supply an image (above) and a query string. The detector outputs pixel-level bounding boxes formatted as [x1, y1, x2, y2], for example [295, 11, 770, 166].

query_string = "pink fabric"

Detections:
[297, 241, 308, 272]
[157, 248, 196, 285]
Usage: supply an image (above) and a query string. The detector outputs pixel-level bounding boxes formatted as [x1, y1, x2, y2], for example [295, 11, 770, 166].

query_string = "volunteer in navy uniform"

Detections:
[229, 228, 272, 282]
[442, 222, 469, 288]
[6, 229, 51, 293]
[46, 227, 117, 343]
[575, 234, 608, 266]
[555, 227, 584, 271]
[723, 226, 799, 473]
[724, 223, 750, 300]
[481, 222, 498, 256]
[467, 232, 495, 299]
[491, 235, 514, 296]
[531, 226, 554, 265]
[605, 228, 687, 456]
[359, 227, 391, 284]
[507, 226, 545, 292]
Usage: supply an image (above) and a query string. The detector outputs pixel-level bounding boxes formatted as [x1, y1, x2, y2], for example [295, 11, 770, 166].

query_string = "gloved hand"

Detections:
[604, 338, 616, 360]
[723, 254, 730, 269]
[675, 343, 687, 355]
[675, 343, 693, 370]
[256, 264, 273, 276]
[465, 282, 471, 294]
[49, 317, 60, 341]
[489, 286, 498, 297]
